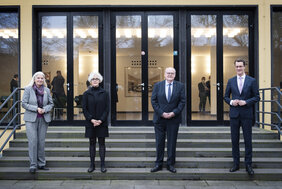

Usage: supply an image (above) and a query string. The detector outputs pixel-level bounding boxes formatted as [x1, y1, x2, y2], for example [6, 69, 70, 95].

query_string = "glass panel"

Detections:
[271, 11, 282, 124]
[73, 16, 99, 120]
[41, 16, 67, 121]
[148, 15, 174, 121]
[223, 15, 249, 120]
[116, 15, 142, 120]
[0, 13, 19, 124]
[191, 15, 217, 120]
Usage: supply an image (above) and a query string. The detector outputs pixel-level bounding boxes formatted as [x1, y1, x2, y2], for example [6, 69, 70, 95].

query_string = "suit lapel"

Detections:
[241, 75, 249, 95]
[161, 81, 168, 103]
[30, 87, 37, 102]
[170, 82, 177, 102]
[234, 77, 241, 95]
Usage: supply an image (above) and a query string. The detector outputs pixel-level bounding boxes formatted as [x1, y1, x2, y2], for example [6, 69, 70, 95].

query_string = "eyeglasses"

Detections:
[165, 72, 175, 75]
[91, 78, 100, 81]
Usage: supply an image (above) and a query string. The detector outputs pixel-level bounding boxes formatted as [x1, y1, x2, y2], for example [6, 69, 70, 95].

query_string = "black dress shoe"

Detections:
[38, 166, 49, 170]
[167, 165, 176, 173]
[29, 168, 36, 174]
[229, 165, 240, 172]
[246, 165, 254, 175]
[150, 165, 162, 173]
[87, 166, 95, 173]
[101, 165, 107, 173]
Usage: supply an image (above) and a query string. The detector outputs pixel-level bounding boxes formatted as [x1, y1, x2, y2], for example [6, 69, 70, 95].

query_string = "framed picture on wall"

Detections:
[125, 67, 162, 97]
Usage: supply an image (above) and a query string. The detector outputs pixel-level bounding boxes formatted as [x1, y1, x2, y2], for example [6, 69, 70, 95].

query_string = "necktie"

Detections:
[239, 77, 243, 94]
[167, 83, 172, 102]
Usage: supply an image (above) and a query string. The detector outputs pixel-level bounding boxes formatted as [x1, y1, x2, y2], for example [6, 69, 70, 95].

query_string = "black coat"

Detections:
[82, 86, 109, 138]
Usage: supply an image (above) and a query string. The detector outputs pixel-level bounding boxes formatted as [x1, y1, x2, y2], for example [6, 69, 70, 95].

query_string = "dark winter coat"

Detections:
[82, 86, 109, 138]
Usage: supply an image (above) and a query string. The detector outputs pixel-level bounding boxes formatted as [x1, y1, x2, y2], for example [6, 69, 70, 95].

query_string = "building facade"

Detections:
[0, 0, 281, 127]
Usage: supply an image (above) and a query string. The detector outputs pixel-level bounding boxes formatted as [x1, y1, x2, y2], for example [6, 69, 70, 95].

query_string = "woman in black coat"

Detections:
[82, 72, 109, 173]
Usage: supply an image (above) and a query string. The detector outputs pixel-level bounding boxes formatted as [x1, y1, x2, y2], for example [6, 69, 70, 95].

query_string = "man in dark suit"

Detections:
[198, 77, 207, 112]
[150, 67, 185, 173]
[224, 59, 260, 175]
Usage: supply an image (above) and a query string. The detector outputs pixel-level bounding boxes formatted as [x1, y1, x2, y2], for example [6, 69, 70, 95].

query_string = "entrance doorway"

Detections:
[111, 12, 178, 126]
[188, 12, 254, 125]
[38, 12, 103, 125]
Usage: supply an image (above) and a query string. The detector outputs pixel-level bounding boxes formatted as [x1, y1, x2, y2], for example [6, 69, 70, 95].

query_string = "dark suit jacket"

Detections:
[198, 82, 206, 98]
[151, 80, 186, 124]
[224, 75, 260, 119]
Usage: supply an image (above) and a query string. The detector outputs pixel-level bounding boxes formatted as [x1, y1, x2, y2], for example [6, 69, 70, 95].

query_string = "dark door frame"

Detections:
[186, 10, 256, 126]
[110, 11, 179, 126]
[35, 11, 103, 126]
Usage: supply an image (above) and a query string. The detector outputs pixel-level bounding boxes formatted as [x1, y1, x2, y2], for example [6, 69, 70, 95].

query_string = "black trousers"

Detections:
[154, 119, 179, 166]
[230, 118, 253, 166]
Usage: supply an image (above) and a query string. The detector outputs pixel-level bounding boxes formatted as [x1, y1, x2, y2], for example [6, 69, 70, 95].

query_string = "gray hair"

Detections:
[165, 67, 176, 73]
[88, 72, 103, 83]
[26, 71, 47, 87]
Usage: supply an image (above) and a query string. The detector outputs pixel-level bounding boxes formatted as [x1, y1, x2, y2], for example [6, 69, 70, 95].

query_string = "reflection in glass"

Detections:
[0, 13, 19, 123]
[148, 15, 174, 120]
[191, 15, 217, 120]
[271, 11, 282, 124]
[223, 15, 249, 120]
[41, 16, 67, 121]
[73, 16, 99, 120]
[116, 16, 142, 120]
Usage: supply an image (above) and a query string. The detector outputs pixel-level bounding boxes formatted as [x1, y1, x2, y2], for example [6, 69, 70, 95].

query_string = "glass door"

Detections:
[188, 12, 253, 125]
[73, 15, 101, 120]
[111, 12, 176, 125]
[40, 13, 102, 124]
[41, 15, 68, 121]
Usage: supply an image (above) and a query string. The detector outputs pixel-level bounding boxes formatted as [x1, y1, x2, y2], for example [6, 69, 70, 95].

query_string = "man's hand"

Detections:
[238, 100, 246, 106]
[232, 99, 239, 106]
[162, 112, 175, 119]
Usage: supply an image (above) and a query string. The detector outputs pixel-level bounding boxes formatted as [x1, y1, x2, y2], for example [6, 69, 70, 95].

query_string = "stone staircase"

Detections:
[0, 126, 282, 180]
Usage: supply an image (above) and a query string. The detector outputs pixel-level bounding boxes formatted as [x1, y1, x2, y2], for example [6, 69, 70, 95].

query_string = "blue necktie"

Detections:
[167, 83, 172, 102]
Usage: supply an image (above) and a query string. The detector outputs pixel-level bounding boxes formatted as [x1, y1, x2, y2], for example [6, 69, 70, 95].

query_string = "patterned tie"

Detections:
[239, 77, 243, 94]
[167, 83, 172, 102]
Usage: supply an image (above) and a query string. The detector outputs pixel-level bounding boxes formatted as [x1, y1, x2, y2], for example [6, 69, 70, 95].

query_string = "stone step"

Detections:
[10, 138, 282, 148]
[15, 130, 278, 139]
[4, 147, 282, 157]
[1, 157, 282, 169]
[44, 126, 265, 132]
[0, 167, 282, 180]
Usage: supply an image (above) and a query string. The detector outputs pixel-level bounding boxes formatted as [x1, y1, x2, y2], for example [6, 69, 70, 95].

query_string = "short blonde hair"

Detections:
[26, 71, 47, 87]
[88, 72, 103, 83]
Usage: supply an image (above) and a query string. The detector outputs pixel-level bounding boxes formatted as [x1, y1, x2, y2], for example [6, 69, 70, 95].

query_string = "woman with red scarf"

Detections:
[22, 71, 54, 174]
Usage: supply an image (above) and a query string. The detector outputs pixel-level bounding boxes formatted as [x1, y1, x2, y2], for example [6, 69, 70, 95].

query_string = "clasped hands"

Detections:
[232, 99, 246, 106]
[91, 119, 102, 127]
[37, 108, 45, 114]
[162, 112, 175, 119]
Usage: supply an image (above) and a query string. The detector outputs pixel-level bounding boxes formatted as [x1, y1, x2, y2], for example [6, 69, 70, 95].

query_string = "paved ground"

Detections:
[0, 180, 282, 189]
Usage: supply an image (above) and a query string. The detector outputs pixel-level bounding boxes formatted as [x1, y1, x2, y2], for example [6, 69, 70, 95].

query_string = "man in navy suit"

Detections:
[150, 67, 186, 173]
[224, 59, 260, 175]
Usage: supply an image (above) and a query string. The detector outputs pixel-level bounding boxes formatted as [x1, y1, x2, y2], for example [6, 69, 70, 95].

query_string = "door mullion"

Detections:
[67, 13, 74, 121]
[142, 13, 149, 123]
[216, 14, 223, 123]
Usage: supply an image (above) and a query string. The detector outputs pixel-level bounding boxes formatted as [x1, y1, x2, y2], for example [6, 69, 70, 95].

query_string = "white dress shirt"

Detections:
[230, 74, 246, 106]
[165, 81, 173, 101]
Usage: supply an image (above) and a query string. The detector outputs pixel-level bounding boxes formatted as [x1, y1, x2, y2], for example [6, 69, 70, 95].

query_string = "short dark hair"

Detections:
[201, 77, 206, 80]
[56, 70, 61, 74]
[13, 74, 18, 78]
[234, 59, 246, 66]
